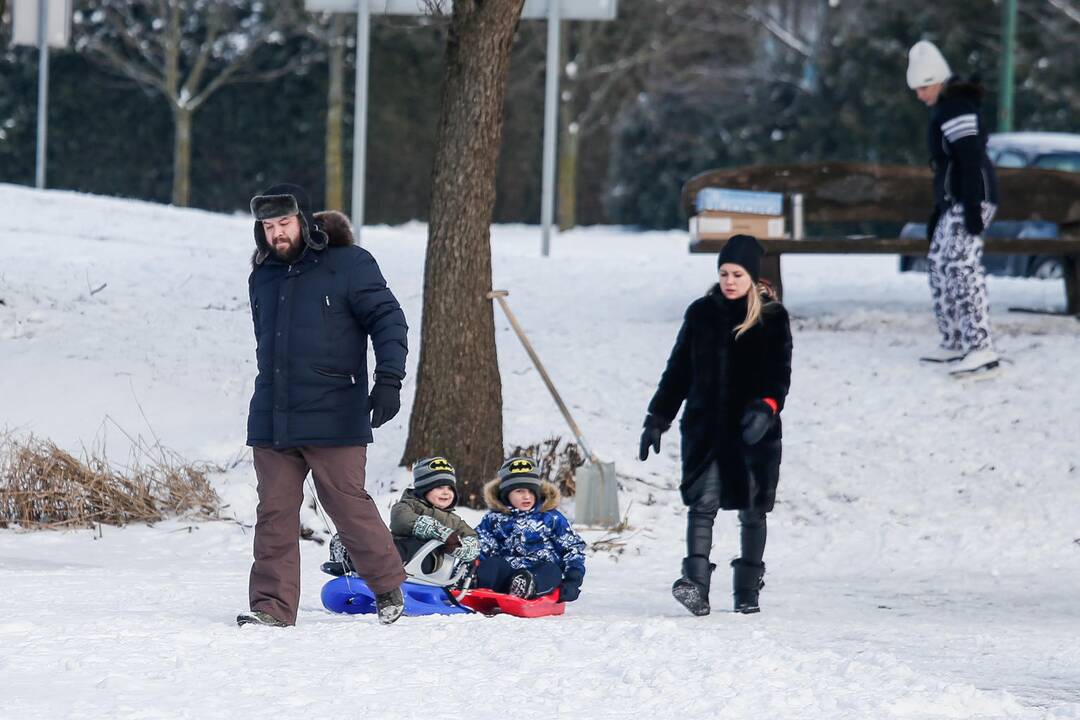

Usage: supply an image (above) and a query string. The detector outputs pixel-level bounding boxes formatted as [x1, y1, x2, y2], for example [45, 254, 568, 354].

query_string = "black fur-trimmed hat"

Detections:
[412, 457, 457, 503]
[497, 456, 541, 506]
[250, 183, 328, 265]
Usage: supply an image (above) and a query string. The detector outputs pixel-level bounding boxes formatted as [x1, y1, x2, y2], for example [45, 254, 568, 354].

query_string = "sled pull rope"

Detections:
[306, 477, 334, 536]
[487, 289, 598, 463]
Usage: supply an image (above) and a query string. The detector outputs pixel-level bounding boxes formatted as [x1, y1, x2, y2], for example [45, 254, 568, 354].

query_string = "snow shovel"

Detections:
[488, 290, 620, 527]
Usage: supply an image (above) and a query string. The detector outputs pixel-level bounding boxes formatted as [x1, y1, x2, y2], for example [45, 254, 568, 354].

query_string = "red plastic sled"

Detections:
[453, 588, 565, 618]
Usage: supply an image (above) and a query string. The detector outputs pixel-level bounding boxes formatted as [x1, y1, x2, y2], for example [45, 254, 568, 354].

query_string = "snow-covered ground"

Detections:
[1, 183, 1079, 719]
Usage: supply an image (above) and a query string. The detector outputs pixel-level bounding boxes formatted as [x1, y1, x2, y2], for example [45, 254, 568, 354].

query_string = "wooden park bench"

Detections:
[683, 163, 1080, 316]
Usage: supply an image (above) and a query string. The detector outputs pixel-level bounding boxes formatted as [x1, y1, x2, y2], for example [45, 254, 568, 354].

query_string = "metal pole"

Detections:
[540, 0, 561, 257]
[792, 193, 804, 240]
[351, 0, 370, 239]
[35, 0, 50, 189]
[998, 0, 1017, 132]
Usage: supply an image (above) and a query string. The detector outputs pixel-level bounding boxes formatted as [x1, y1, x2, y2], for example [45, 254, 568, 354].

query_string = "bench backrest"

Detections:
[681, 163, 1080, 226]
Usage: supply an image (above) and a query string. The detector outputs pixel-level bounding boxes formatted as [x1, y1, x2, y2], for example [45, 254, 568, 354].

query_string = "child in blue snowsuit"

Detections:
[474, 456, 587, 601]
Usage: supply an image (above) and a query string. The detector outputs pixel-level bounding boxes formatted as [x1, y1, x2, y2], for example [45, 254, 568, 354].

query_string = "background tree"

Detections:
[73, 0, 302, 206]
[3, 0, 1079, 226]
[402, 0, 525, 507]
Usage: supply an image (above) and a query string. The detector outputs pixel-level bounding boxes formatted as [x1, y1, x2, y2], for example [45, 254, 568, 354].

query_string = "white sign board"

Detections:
[13, 0, 73, 48]
[306, 0, 616, 20]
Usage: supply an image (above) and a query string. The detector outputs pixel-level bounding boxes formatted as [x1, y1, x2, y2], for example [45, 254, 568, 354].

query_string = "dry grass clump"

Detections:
[508, 437, 586, 497]
[0, 432, 222, 530]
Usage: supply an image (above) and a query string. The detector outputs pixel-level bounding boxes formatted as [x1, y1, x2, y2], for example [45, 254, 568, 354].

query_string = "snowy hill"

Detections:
[1, 183, 1079, 719]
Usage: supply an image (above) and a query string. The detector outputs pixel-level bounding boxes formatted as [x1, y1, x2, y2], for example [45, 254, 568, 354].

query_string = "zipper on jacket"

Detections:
[314, 366, 356, 384]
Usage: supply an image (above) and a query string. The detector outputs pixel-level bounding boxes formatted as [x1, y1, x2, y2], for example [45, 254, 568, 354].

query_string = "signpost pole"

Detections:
[351, 0, 371, 240]
[35, 0, 50, 189]
[539, 0, 561, 257]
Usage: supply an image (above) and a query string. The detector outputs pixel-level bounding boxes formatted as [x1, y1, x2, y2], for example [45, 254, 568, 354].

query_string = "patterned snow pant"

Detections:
[928, 202, 997, 353]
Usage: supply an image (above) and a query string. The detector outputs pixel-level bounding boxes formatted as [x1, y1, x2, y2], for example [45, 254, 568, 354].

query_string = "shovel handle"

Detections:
[488, 290, 598, 462]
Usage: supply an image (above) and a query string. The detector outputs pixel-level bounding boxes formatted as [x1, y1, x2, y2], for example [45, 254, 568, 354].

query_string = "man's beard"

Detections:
[270, 236, 304, 263]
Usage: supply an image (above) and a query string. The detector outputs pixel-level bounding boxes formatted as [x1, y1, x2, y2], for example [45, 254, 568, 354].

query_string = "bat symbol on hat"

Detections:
[429, 458, 453, 472]
[509, 460, 535, 472]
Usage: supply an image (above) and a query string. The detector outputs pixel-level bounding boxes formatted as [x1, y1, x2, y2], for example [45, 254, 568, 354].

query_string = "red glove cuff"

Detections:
[762, 398, 779, 414]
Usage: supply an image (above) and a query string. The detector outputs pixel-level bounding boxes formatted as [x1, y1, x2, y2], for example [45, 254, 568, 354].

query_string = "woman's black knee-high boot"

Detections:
[731, 509, 766, 613]
[731, 559, 765, 613]
[673, 510, 718, 616]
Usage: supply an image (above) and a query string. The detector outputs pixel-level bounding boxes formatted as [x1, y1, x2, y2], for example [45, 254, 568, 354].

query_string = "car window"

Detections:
[1033, 152, 1080, 173]
[991, 149, 1028, 168]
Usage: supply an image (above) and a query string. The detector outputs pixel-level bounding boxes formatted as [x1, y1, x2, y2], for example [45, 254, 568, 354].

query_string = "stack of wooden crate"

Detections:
[689, 188, 786, 241]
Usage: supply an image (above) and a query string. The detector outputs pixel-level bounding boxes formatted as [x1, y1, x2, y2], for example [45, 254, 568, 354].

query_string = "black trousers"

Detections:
[686, 462, 767, 565]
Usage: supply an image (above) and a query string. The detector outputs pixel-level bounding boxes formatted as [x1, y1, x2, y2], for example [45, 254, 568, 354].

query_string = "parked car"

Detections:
[900, 132, 1080, 278]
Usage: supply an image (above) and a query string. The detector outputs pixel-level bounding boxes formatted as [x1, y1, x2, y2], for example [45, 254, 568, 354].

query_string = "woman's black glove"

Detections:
[638, 413, 670, 461]
[741, 400, 776, 445]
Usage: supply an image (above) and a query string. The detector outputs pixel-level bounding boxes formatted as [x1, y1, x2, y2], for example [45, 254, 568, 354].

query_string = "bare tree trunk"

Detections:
[325, 14, 347, 211]
[403, 0, 524, 508]
[172, 106, 192, 207]
[557, 21, 578, 231]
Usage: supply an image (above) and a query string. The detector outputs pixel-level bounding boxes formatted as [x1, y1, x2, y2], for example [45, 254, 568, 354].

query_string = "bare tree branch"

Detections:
[1046, 0, 1080, 25]
[103, 7, 165, 77]
[85, 41, 168, 94]
[181, 6, 227, 107]
[739, 5, 812, 57]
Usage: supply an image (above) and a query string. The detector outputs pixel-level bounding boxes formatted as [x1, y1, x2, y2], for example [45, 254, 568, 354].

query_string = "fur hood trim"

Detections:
[314, 210, 355, 248]
[482, 477, 561, 513]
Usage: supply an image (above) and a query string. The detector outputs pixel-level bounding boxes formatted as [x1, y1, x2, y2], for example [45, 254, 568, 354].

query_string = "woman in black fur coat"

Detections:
[639, 235, 792, 616]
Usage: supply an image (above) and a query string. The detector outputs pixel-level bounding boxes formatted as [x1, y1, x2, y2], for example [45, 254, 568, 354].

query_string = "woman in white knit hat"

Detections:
[907, 40, 1001, 377]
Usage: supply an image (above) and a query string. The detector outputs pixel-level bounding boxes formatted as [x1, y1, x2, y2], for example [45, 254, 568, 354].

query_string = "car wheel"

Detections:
[1030, 257, 1064, 280]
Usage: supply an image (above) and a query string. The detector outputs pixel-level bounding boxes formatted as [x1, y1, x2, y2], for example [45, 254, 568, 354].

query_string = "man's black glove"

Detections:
[741, 400, 776, 445]
[926, 207, 942, 243]
[559, 568, 584, 602]
[369, 375, 401, 429]
[638, 413, 670, 461]
[963, 203, 984, 236]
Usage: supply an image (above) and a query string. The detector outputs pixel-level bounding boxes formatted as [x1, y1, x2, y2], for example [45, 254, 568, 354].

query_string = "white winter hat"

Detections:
[906, 40, 952, 89]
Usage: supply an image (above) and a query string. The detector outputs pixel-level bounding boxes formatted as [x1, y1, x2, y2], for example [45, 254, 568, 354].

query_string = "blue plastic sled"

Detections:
[321, 575, 470, 616]
[322, 539, 471, 617]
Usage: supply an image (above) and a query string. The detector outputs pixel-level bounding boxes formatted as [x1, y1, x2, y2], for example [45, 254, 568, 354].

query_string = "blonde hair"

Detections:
[733, 281, 778, 339]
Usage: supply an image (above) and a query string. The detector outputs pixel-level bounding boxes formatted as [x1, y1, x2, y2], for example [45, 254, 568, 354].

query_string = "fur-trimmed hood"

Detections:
[314, 210, 356, 248]
[482, 477, 561, 513]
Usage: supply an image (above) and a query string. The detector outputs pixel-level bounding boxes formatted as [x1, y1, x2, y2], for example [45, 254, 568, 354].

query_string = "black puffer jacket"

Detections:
[246, 212, 408, 448]
[647, 288, 792, 511]
[929, 76, 999, 211]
